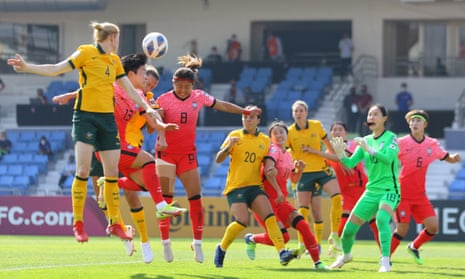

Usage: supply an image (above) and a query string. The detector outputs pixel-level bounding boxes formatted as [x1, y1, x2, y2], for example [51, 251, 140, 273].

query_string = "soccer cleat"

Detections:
[73, 221, 88, 243]
[378, 256, 391, 272]
[293, 245, 306, 259]
[156, 202, 187, 220]
[314, 261, 331, 270]
[214, 244, 226, 268]
[330, 253, 353, 269]
[123, 225, 135, 256]
[244, 233, 256, 260]
[140, 242, 154, 264]
[106, 224, 133, 240]
[96, 177, 106, 209]
[407, 243, 424, 265]
[279, 249, 297, 266]
[162, 240, 174, 262]
[191, 242, 204, 263]
[328, 233, 342, 257]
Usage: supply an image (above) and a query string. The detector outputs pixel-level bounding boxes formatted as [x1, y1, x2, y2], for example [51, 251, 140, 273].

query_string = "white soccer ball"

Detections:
[142, 32, 168, 59]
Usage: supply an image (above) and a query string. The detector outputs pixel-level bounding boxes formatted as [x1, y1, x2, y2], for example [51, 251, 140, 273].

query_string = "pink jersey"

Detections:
[156, 89, 215, 153]
[113, 83, 145, 147]
[398, 134, 448, 199]
[262, 143, 294, 201]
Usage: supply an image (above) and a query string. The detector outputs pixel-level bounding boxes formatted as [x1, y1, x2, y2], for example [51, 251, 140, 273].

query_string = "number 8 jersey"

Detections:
[156, 89, 215, 153]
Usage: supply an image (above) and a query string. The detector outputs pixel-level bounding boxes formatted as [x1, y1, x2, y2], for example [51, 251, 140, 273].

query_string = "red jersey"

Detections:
[113, 83, 145, 147]
[156, 89, 215, 153]
[398, 135, 448, 199]
[262, 143, 294, 201]
[327, 140, 366, 198]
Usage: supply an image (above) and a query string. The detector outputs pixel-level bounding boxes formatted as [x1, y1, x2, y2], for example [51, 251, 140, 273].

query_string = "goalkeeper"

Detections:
[330, 104, 400, 273]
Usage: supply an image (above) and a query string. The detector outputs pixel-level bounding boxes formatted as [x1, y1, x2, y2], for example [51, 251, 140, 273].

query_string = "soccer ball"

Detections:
[142, 32, 168, 59]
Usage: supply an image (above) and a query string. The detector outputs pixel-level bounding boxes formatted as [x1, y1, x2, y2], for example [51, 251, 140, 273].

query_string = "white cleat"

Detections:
[140, 242, 154, 264]
[162, 240, 174, 262]
[191, 242, 204, 263]
[378, 256, 391, 272]
[330, 253, 353, 269]
[123, 225, 135, 256]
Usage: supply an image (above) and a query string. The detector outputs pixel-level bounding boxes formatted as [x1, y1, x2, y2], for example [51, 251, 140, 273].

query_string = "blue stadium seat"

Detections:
[5, 130, 20, 142]
[455, 169, 465, 180]
[214, 165, 229, 177]
[12, 175, 30, 191]
[8, 165, 23, 176]
[197, 143, 214, 154]
[1, 154, 18, 165]
[19, 131, 36, 142]
[23, 165, 40, 185]
[0, 165, 7, 175]
[197, 154, 211, 168]
[17, 154, 34, 164]
[10, 142, 27, 154]
[25, 142, 39, 153]
[448, 180, 465, 200]
[49, 131, 66, 141]
[0, 175, 14, 187]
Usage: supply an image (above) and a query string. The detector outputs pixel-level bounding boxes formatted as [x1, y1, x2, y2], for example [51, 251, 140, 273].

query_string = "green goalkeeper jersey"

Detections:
[341, 130, 400, 195]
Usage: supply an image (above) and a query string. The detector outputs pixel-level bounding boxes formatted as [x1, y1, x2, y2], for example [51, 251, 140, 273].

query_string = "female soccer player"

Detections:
[214, 110, 294, 268]
[8, 22, 156, 242]
[390, 109, 461, 265]
[244, 121, 329, 270]
[286, 100, 342, 254]
[53, 54, 186, 263]
[330, 104, 400, 273]
[155, 55, 261, 263]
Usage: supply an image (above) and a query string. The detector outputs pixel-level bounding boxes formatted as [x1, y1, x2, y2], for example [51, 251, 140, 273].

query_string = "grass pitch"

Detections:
[1, 235, 464, 278]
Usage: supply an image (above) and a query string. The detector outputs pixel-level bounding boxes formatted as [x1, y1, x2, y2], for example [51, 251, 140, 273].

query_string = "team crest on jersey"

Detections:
[85, 131, 93, 140]
[192, 102, 198, 110]
[427, 147, 432, 156]
[259, 144, 265, 150]
[270, 146, 278, 154]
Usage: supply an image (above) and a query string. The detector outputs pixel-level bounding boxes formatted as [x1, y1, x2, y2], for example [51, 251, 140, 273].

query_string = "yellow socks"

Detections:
[130, 208, 148, 243]
[220, 221, 246, 250]
[103, 176, 120, 225]
[330, 194, 343, 234]
[71, 176, 88, 223]
[264, 215, 285, 252]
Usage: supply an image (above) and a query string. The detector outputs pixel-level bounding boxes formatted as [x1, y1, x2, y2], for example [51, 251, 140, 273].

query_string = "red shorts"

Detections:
[254, 200, 296, 229]
[156, 151, 198, 176]
[395, 195, 436, 224]
[341, 192, 363, 211]
[94, 145, 141, 178]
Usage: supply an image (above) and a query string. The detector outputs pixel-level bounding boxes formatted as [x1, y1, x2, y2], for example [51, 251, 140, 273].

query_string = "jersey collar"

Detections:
[96, 43, 106, 54]
[294, 120, 309, 130]
[242, 128, 260, 136]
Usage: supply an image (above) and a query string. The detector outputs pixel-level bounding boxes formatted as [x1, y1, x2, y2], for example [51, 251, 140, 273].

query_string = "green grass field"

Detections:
[1, 235, 464, 279]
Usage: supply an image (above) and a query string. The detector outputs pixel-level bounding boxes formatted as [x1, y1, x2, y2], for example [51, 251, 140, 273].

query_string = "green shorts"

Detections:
[72, 111, 120, 151]
[226, 186, 267, 208]
[351, 190, 400, 221]
[296, 170, 336, 196]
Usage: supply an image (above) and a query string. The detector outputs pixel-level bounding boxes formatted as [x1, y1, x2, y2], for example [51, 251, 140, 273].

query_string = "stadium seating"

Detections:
[448, 180, 465, 200]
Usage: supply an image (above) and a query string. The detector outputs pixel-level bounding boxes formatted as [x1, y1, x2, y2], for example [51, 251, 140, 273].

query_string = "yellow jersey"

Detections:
[125, 92, 159, 147]
[287, 119, 330, 173]
[221, 129, 270, 195]
[68, 44, 125, 113]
